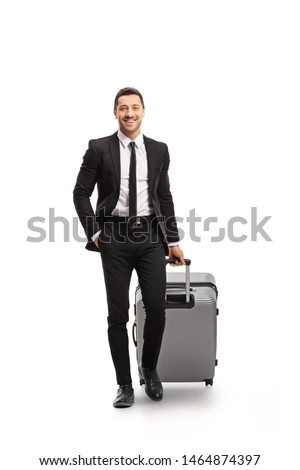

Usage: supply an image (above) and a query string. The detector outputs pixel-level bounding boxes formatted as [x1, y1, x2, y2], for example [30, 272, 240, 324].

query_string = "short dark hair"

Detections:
[114, 87, 145, 111]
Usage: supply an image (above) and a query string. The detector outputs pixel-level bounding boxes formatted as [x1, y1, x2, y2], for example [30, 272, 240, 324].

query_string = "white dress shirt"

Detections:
[92, 130, 179, 247]
[112, 130, 154, 216]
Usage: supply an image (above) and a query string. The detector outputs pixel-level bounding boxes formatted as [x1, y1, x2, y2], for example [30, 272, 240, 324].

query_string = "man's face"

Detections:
[114, 94, 145, 138]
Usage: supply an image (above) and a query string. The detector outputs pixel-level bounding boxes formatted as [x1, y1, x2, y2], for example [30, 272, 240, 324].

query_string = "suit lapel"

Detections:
[108, 132, 120, 188]
[143, 135, 156, 193]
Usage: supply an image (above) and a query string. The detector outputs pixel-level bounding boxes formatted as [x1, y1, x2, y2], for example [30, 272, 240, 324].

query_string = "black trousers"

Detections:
[98, 215, 167, 385]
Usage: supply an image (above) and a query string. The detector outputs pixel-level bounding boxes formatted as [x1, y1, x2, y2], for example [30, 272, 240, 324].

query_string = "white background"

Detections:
[1, 1, 299, 469]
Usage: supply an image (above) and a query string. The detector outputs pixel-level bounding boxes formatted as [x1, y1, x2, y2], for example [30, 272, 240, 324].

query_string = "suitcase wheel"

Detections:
[205, 379, 213, 386]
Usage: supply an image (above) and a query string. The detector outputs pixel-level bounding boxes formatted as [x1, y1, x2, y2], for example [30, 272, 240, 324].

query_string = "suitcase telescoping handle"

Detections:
[166, 258, 191, 303]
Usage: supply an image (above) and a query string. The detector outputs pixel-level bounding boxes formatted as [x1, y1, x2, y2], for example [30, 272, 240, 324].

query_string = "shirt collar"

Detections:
[117, 130, 144, 149]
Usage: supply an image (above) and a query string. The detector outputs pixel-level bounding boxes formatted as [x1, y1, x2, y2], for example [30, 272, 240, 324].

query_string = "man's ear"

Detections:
[113, 109, 117, 119]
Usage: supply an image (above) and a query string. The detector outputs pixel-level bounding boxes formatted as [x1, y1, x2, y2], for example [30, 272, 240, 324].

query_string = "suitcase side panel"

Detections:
[157, 298, 217, 382]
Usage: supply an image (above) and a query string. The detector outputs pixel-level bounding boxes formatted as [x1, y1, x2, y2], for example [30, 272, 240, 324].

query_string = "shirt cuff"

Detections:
[168, 242, 179, 247]
[91, 230, 101, 242]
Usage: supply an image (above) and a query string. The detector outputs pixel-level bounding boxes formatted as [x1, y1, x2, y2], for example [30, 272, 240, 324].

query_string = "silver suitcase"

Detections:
[133, 259, 218, 385]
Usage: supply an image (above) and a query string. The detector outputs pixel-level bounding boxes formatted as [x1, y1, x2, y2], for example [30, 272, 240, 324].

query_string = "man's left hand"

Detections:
[168, 246, 185, 266]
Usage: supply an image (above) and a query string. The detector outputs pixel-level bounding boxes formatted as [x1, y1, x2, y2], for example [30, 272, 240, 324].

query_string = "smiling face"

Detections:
[114, 94, 145, 140]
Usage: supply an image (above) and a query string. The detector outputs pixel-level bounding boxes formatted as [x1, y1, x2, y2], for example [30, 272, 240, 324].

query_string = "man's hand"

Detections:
[168, 245, 185, 266]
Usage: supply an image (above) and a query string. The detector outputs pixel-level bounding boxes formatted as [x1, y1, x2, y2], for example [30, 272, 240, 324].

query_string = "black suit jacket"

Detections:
[73, 131, 180, 255]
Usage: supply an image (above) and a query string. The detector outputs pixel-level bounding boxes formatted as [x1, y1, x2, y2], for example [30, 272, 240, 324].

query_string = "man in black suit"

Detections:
[74, 87, 184, 408]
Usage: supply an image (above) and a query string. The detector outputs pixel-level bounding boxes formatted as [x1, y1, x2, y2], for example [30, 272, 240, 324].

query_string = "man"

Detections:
[73, 87, 184, 408]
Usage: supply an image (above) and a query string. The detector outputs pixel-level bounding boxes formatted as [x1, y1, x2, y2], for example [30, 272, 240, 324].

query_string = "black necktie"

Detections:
[129, 141, 137, 226]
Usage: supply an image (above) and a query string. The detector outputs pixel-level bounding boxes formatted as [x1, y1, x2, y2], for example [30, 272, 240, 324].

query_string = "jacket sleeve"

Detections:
[73, 140, 100, 241]
[157, 145, 180, 244]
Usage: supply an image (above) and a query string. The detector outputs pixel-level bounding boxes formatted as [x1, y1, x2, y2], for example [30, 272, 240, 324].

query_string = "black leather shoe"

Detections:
[113, 385, 134, 408]
[138, 364, 163, 401]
